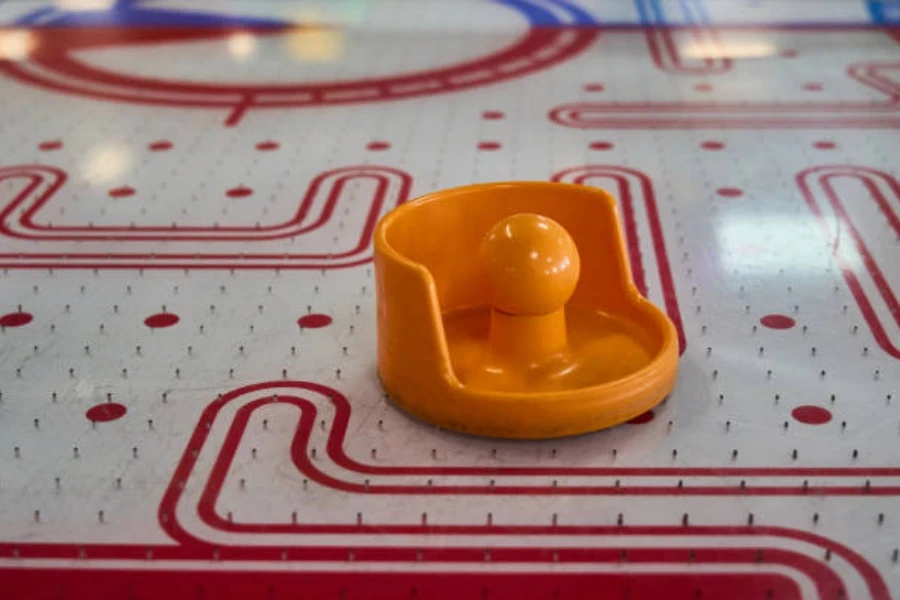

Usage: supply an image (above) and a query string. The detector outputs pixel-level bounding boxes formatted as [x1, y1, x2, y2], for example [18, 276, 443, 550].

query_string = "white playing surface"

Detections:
[0, 1, 898, 598]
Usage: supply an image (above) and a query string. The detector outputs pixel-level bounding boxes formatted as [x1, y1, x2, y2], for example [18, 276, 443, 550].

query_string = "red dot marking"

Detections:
[482, 111, 505, 120]
[298, 314, 332, 329]
[478, 141, 502, 151]
[760, 314, 795, 330]
[86, 403, 127, 423]
[780, 49, 798, 58]
[148, 140, 173, 151]
[108, 186, 135, 199]
[716, 187, 743, 198]
[0, 312, 33, 327]
[813, 141, 836, 150]
[627, 410, 655, 425]
[38, 140, 62, 151]
[144, 313, 179, 328]
[367, 141, 390, 151]
[701, 141, 725, 151]
[693, 83, 712, 92]
[589, 141, 614, 151]
[226, 186, 254, 198]
[256, 140, 280, 151]
[803, 82, 823, 92]
[791, 405, 832, 425]
[583, 83, 604, 92]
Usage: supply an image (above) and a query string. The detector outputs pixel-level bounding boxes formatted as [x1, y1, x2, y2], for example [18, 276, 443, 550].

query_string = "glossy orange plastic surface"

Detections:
[374, 182, 678, 439]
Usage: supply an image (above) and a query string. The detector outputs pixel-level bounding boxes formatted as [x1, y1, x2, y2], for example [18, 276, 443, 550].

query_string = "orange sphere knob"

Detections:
[481, 213, 581, 316]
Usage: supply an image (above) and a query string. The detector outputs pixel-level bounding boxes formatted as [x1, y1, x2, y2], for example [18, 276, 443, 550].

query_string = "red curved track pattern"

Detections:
[0, 27, 598, 126]
[1, 15, 898, 600]
[549, 61, 900, 128]
[166, 382, 900, 521]
[0, 530, 882, 600]
[645, 29, 731, 75]
[1, 569, 805, 600]
[3, 165, 399, 242]
[551, 165, 686, 353]
[141, 381, 887, 599]
[796, 165, 900, 360]
[0, 163, 412, 269]
[3, 381, 892, 598]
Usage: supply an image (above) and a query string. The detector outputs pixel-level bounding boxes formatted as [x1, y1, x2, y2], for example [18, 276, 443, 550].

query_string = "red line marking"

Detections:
[166, 382, 900, 501]
[158, 383, 883, 595]
[0, 535, 885, 600]
[797, 165, 900, 359]
[0, 569, 803, 600]
[552, 166, 686, 354]
[206, 396, 900, 498]
[0, 259, 374, 270]
[548, 115, 900, 129]
[144, 382, 886, 597]
[0, 164, 411, 269]
[0, 165, 411, 255]
[548, 60, 900, 128]
[124, 381, 883, 597]
[0, 380, 890, 596]
[224, 94, 253, 127]
[0, 27, 597, 125]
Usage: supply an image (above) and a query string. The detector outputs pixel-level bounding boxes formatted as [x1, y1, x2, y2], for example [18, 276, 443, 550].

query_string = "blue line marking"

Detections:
[634, 0, 671, 25]
[15, 6, 57, 26]
[867, 1, 900, 23]
[7, 0, 888, 29]
[490, 0, 597, 26]
[542, 0, 597, 25]
[633, 0, 650, 25]
[10, 0, 596, 28]
[15, 0, 287, 27]
[13, 0, 594, 28]
[492, 0, 564, 26]
[634, 0, 664, 25]
[648, 0, 666, 24]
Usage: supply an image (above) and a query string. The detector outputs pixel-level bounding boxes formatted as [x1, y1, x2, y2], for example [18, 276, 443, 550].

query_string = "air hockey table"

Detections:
[0, 0, 898, 598]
